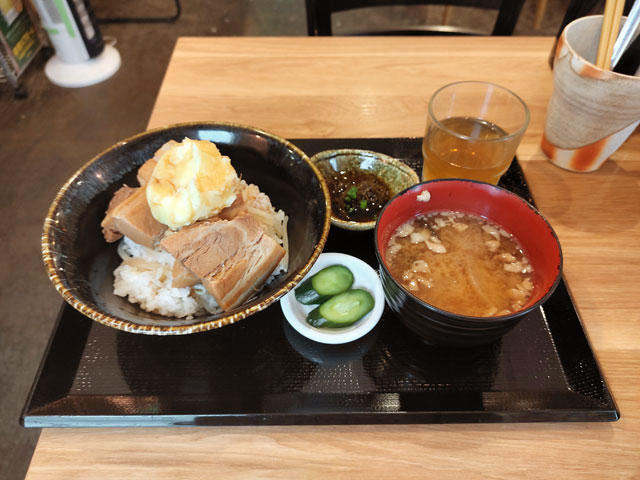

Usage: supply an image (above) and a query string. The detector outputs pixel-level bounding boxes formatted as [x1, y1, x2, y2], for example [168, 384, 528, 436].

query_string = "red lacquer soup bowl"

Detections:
[374, 179, 563, 348]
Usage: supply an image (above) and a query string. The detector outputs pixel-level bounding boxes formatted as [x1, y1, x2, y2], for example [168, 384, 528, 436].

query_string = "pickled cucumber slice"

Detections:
[306, 289, 375, 328]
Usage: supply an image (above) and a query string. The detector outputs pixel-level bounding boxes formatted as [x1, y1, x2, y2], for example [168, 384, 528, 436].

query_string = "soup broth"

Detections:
[386, 211, 534, 317]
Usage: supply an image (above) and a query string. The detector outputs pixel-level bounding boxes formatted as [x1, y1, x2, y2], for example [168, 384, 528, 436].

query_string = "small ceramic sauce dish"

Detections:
[310, 149, 419, 231]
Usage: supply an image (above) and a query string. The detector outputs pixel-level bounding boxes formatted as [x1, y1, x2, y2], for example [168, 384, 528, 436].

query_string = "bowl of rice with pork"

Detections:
[42, 122, 331, 334]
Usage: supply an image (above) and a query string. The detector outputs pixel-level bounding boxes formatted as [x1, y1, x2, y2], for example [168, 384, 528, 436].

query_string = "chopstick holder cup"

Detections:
[542, 15, 640, 172]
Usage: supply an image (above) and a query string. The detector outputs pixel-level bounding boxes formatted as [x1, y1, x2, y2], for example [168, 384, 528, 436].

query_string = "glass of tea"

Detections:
[422, 81, 530, 185]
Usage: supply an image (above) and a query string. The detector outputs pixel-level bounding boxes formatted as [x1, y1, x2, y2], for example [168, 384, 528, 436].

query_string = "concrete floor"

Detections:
[0, 0, 578, 478]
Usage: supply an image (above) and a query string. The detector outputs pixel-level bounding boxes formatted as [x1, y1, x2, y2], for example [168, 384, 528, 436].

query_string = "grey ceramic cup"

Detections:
[542, 15, 640, 172]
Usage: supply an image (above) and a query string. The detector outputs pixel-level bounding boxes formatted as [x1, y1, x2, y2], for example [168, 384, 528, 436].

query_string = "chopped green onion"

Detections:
[360, 199, 367, 209]
[346, 186, 358, 199]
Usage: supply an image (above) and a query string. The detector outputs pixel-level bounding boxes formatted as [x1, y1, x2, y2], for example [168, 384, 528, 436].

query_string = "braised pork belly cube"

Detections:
[161, 214, 285, 310]
[136, 140, 178, 186]
[171, 260, 200, 288]
[101, 185, 136, 243]
[100, 186, 167, 248]
[216, 193, 248, 220]
[136, 159, 157, 187]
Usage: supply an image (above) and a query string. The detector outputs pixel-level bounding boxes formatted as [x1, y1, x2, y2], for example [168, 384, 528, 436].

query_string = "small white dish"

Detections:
[280, 252, 385, 344]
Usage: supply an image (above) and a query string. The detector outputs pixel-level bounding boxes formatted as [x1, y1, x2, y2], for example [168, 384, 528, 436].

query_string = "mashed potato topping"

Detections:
[146, 138, 240, 229]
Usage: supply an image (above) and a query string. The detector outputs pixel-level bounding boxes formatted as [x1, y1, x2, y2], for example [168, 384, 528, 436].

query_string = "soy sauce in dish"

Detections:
[328, 170, 391, 222]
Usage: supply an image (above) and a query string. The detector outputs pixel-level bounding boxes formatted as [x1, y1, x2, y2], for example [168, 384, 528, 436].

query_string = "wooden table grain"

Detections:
[26, 37, 640, 479]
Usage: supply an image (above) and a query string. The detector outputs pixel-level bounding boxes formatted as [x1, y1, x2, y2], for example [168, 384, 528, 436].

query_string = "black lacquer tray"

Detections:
[22, 138, 619, 427]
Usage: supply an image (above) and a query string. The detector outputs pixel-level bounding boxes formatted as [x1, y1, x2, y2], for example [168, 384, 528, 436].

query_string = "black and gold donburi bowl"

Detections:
[42, 122, 331, 335]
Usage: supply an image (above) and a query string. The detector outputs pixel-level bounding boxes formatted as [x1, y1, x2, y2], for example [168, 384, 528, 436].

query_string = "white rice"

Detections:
[117, 235, 175, 264]
[113, 236, 217, 318]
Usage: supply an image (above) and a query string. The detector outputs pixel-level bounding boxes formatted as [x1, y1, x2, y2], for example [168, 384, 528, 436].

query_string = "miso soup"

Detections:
[385, 211, 534, 317]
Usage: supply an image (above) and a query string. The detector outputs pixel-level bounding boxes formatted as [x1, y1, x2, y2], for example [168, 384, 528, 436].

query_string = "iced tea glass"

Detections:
[422, 81, 530, 185]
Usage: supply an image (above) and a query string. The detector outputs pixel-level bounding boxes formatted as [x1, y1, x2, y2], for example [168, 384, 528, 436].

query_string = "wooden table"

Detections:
[26, 37, 640, 479]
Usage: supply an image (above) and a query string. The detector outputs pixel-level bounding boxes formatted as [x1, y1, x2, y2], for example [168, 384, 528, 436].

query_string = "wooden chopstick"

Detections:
[596, 0, 626, 70]
[595, 0, 618, 67]
[604, 0, 626, 69]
